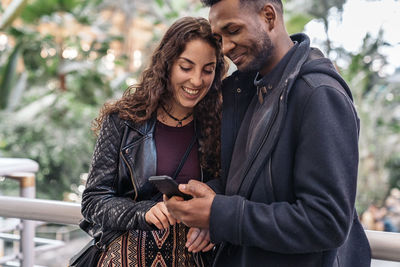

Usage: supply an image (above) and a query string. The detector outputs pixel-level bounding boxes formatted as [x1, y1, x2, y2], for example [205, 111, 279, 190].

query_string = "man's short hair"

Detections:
[201, 0, 283, 14]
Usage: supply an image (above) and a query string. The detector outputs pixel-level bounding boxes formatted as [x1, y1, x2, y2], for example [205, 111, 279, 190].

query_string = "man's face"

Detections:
[209, 0, 274, 73]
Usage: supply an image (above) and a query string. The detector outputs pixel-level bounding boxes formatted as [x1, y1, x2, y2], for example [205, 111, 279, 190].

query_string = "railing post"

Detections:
[7, 173, 36, 267]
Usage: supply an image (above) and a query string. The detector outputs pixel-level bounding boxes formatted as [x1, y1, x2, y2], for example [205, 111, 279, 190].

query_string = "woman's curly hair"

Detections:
[93, 17, 225, 180]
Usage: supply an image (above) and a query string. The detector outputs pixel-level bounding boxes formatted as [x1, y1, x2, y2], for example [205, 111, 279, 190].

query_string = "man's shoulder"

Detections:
[222, 70, 239, 87]
[290, 65, 354, 113]
[299, 69, 344, 92]
[295, 54, 350, 97]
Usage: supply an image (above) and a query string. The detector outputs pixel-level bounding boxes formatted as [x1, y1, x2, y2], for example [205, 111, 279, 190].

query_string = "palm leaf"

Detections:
[0, 42, 22, 110]
[0, 0, 29, 30]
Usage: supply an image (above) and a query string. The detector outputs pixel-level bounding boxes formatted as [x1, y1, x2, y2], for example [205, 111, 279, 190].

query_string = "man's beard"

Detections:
[240, 34, 274, 74]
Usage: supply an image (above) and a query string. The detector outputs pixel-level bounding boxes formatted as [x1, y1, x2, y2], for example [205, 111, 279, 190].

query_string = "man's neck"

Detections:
[259, 35, 294, 76]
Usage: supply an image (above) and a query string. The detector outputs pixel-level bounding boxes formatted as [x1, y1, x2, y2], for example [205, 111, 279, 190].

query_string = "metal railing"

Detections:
[1, 158, 399, 265]
[0, 196, 400, 263]
[365, 230, 400, 262]
[1, 158, 38, 267]
[0, 196, 81, 225]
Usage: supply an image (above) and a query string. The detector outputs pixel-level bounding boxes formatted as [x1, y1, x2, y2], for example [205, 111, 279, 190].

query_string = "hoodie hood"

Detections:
[291, 33, 354, 101]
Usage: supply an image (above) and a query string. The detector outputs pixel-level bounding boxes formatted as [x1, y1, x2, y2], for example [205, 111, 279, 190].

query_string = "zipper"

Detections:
[234, 86, 238, 135]
[120, 151, 138, 201]
[268, 156, 276, 201]
[241, 91, 283, 184]
[212, 88, 285, 265]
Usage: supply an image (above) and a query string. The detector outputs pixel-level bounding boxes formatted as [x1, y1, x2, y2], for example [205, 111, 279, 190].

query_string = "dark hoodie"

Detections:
[208, 33, 371, 267]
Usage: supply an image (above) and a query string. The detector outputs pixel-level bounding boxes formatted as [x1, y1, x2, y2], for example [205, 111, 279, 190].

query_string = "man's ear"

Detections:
[261, 4, 276, 31]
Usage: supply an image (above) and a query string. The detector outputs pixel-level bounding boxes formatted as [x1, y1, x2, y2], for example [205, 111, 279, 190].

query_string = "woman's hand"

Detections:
[145, 202, 177, 229]
[186, 227, 214, 253]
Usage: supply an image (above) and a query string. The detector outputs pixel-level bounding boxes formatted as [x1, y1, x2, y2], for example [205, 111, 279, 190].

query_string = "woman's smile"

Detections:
[182, 86, 201, 97]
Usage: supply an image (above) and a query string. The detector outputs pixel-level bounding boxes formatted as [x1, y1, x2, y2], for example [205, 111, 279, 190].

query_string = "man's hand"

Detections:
[164, 180, 215, 228]
[186, 227, 214, 252]
[145, 202, 177, 229]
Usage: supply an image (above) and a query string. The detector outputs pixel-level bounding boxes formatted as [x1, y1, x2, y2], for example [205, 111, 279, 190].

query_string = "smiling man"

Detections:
[165, 0, 371, 266]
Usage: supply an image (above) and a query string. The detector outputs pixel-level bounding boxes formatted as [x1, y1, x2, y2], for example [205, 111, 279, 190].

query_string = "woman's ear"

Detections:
[261, 4, 276, 31]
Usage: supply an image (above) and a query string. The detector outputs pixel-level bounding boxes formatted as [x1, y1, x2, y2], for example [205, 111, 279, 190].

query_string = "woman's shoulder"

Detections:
[108, 112, 156, 134]
[104, 112, 128, 132]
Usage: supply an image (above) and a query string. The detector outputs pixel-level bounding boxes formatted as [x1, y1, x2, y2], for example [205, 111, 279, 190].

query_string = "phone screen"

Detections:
[148, 175, 192, 200]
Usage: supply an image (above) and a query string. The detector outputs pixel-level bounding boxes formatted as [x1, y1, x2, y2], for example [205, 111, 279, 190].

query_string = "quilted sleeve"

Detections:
[81, 114, 156, 231]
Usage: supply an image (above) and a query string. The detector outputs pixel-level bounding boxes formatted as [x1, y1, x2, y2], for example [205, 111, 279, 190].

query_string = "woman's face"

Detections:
[168, 39, 217, 113]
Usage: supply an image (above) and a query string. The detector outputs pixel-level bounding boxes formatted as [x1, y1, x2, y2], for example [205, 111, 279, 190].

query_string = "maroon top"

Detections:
[155, 120, 201, 184]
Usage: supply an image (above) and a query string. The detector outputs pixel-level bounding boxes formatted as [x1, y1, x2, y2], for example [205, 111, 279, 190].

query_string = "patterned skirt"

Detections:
[97, 223, 197, 267]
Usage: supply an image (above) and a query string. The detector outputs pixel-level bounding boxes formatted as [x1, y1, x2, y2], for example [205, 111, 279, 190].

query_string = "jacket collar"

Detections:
[123, 115, 157, 136]
[277, 33, 311, 96]
[123, 114, 200, 137]
[254, 40, 298, 91]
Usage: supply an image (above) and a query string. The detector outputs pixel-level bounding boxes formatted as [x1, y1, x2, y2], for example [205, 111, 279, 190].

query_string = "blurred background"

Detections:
[0, 0, 399, 266]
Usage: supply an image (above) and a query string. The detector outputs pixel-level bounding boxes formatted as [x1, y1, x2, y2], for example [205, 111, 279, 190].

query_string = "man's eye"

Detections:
[228, 28, 239, 35]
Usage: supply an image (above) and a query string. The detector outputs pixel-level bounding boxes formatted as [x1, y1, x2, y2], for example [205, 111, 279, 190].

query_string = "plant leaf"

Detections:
[7, 71, 28, 111]
[155, 0, 164, 8]
[0, 0, 29, 30]
[0, 42, 22, 110]
[285, 13, 314, 34]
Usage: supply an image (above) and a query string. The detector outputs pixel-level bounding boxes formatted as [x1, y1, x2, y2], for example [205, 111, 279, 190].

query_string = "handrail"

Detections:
[365, 230, 400, 262]
[0, 196, 81, 225]
[0, 158, 39, 176]
[0, 196, 400, 262]
[1, 168, 37, 267]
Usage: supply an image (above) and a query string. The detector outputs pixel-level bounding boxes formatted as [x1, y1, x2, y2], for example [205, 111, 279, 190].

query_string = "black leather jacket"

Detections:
[81, 114, 166, 236]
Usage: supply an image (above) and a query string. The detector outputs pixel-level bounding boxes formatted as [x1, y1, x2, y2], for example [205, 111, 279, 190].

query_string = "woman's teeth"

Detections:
[183, 86, 199, 95]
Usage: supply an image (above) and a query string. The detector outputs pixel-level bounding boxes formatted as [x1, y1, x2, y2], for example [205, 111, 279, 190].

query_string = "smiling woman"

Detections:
[164, 39, 217, 127]
[75, 16, 226, 267]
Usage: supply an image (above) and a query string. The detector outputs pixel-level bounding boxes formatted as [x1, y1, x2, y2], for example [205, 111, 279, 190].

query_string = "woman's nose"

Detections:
[190, 72, 203, 87]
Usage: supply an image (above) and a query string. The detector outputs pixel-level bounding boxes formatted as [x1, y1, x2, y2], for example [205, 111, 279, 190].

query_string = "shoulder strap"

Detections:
[171, 131, 197, 179]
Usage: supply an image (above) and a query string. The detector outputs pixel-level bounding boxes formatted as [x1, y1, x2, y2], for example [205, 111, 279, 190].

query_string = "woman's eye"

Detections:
[180, 66, 191, 72]
[204, 69, 214, 74]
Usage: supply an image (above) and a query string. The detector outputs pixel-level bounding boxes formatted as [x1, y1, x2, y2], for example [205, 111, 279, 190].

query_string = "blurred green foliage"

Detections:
[337, 31, 400, 211]
[0, 92, 98, 199]
[20, 0, 81, 23]
[0, 0, 127, 200]
[0, 0, 205, 200]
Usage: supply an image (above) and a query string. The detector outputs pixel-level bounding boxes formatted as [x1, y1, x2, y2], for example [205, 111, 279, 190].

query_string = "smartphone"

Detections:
[148, 175, 192, 200]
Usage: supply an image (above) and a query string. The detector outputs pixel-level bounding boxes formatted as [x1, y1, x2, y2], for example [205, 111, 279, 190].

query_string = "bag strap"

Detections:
[171, 130, 197, 179]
